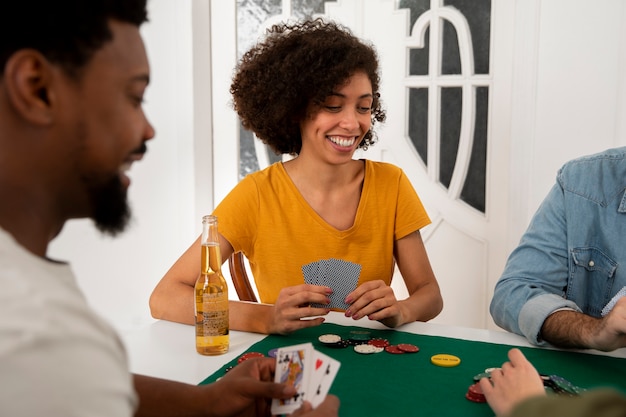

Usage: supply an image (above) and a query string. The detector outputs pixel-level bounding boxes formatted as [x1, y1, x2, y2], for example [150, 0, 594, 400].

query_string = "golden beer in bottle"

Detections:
[195, 215, 229, 355]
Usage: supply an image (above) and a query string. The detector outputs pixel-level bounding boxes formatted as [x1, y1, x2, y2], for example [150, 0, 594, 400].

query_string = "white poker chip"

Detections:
[485, 367, 500, 373]
[354, 344, 382, 354]
[318, 334, 342, 344]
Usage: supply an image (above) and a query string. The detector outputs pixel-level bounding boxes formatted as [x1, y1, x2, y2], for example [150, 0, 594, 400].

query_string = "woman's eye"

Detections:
[358, 106, 372, 113]
[325, 106, 341, 112]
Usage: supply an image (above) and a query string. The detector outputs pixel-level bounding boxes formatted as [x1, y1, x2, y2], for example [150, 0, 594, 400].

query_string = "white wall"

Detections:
[49, 0, 626, 332]
[508, 0, 626, 251]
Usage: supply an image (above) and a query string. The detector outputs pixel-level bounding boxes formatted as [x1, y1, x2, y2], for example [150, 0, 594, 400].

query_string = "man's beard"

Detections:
[89, 175, 131, 236]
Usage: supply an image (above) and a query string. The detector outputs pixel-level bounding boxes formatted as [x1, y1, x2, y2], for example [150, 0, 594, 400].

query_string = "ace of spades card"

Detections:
[301, 258, 361, 310]
[271, 343, 314, 415]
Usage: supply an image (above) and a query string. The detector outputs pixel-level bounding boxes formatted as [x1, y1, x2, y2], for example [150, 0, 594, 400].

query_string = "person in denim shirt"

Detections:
[490, 147, 626, 351]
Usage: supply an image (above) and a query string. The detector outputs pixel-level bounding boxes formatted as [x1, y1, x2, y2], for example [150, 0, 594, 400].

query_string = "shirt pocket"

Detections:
[569, 247, 617, 316]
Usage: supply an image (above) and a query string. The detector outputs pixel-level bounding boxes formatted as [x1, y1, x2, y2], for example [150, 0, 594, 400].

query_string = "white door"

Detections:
[210, 0, 514, 328]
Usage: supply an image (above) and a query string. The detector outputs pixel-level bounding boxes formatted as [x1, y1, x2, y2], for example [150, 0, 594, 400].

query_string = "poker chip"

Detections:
[397, 343, 419, 353]
[430, 354, 461, 367]
[237, 352, 265, 364]
[473, 372, 492, 382]
[335, 340, 351, 348]
[384, 345, 405, 354]
[354, 344, 382, 354]
[465, 382, 486, 403]
[267, 348, 278, 358]
[368, 338, 390, 348]
[473, 367, 500, 382]
[318, 334, 342, 345]
[348, 330, 372, 343]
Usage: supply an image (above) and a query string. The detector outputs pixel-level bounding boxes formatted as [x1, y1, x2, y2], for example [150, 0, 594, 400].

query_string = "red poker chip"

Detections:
[384, 345, 405, 354]
[368, 338, 390, 348]
[465, 382, 486, 403]
[237, 352, 265, 364]
[397, 343, 419, 353]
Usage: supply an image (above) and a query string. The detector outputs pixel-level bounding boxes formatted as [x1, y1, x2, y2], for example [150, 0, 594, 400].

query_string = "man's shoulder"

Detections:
[558, 147, 626, 203]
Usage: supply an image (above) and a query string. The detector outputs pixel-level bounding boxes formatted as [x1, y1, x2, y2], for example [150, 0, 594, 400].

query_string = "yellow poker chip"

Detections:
[430, 353, 461, 367]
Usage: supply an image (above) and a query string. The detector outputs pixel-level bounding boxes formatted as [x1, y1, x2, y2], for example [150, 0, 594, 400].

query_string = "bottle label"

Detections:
[196, 294, 228, 336]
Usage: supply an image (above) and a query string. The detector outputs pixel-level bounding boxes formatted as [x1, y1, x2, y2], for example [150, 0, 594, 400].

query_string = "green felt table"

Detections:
[200, 323, 626, 416]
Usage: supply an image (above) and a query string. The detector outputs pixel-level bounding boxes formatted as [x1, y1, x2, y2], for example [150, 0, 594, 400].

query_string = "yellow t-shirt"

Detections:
[213, 160, 430, 304]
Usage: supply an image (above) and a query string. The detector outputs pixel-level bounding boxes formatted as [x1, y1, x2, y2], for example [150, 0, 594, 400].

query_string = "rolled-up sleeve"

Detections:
[490, 180, 580, 345]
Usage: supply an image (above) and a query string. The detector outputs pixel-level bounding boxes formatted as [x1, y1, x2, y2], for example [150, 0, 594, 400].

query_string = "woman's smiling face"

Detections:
[299, 71, 373, 164]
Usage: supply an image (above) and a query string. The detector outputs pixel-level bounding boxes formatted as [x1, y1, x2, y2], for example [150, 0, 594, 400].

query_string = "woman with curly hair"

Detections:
[150, 18, 443, 334]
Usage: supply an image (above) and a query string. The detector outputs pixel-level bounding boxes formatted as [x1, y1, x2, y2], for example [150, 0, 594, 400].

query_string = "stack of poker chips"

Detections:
[317, 331, 420, 355]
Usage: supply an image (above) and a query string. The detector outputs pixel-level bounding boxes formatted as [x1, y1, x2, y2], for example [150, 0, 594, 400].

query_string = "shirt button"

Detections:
[588, 260, 595, 267]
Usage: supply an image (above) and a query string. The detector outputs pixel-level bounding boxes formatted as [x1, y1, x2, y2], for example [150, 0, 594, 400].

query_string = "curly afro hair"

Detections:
[230, 18, 386, 156]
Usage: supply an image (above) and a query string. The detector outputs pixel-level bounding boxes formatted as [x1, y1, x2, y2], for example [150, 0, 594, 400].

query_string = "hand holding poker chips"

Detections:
[302, 258, 361, 310]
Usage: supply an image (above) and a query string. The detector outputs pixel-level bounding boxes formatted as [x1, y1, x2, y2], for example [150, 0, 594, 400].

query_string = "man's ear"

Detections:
[3, 49, 55, 125]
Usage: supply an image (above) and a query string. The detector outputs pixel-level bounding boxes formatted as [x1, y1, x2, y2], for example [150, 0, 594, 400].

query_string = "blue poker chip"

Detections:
[268, 348, 278, 358]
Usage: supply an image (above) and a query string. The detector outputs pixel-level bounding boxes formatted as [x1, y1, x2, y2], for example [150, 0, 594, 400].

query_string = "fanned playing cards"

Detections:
[271, 342, 341, 415]
[301, 258, 361, 310]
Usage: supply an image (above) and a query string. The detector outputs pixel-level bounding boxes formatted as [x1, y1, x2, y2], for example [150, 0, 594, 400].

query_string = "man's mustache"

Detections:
[132, 142, 148, 156]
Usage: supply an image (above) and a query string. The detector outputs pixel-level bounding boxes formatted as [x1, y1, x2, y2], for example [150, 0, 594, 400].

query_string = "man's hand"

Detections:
[479, 348, 546, 417]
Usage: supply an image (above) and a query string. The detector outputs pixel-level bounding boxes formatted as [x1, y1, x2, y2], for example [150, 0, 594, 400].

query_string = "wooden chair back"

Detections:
[228, 252, 258, 302]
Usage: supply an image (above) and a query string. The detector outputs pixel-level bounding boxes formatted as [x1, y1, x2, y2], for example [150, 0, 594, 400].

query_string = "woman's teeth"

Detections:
[328, 136, 355, 147]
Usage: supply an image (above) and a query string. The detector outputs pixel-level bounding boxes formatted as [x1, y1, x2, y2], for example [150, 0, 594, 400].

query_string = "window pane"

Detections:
[444, 0, 491, 74]
[401, 0, 430, 76]
[439, 87, 462, 188]
[460, 87, 488, 212]
[292, 0, 326, 18]
[409, 30, 429, 76]
[442, 19, 460, 75]
[408, 88, 429, 165]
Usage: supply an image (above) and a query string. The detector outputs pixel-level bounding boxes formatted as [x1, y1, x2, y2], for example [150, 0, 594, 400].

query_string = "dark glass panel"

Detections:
[439, 87, 462, 188]
[460, 87, 488, 213]
[237, 0, 281, 58]
[398, 0, 430, 29]
[239, 124, 258, 180]
[442, 19, 461, 75]
[408, 88, 429, 165]
[409, 30, 430, 76]
[443, 0, 491, 74]
[400, 0, 431, 76]
[237, 0, 281, 179]
[292, 0, 326, 18]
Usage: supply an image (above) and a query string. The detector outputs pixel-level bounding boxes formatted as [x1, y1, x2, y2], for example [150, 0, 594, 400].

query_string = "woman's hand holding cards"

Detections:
[344, 280, 405, 327]
[269, 284, 332, 334]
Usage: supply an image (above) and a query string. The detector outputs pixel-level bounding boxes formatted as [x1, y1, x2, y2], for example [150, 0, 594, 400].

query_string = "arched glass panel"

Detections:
[401, 0, 491, 213]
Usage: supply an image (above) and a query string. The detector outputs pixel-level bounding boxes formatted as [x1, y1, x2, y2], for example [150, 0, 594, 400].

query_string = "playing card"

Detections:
[271, 343, 314, 415]
[325, 258, 360, 310]
[303, 258, 361, 310]
[302, 262, 320, 286]
[307, 350, 341, 408]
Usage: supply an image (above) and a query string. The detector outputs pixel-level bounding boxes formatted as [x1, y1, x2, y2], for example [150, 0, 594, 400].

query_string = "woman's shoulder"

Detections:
[364, 159, 405, 178]
[240, 162, 286, 183]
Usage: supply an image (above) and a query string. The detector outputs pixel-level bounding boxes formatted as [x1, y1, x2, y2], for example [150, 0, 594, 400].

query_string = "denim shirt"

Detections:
[490, 147, 626, 346]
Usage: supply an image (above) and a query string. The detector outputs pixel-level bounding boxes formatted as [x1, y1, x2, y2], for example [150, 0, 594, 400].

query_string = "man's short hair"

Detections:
[0, 0, 148, 77]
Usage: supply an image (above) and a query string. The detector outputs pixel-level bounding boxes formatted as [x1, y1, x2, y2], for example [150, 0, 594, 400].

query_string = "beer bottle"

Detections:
[195, 215, 229, 355]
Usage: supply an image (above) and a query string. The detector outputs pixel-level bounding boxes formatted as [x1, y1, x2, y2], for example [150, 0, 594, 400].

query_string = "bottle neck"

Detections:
[201, 242, 222, 275]
[201, 215, 222, 274]
[201, 215, 219, 246]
